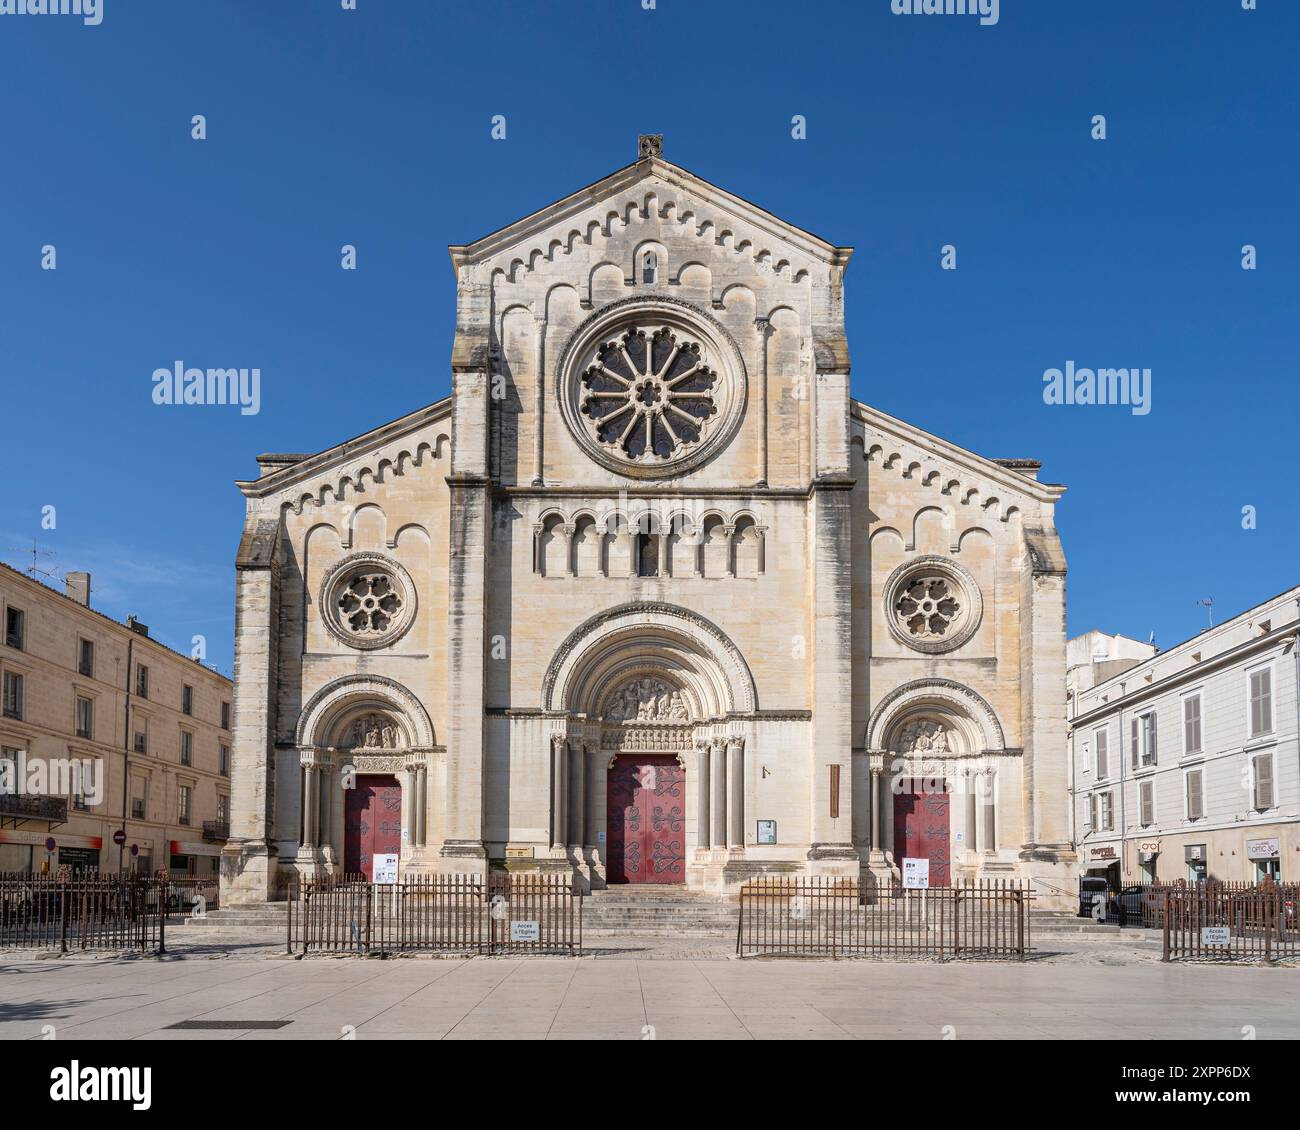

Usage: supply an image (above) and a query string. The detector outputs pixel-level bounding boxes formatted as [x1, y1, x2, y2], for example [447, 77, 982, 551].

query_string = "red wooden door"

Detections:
[893, 787, 951, 886]
[606, 755, 685, 884]
[343, 775, 402, 881]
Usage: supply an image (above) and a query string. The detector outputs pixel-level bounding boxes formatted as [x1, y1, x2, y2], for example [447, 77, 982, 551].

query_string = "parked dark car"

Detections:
[1113, 883, 1160, 927]
[1078, 876, 1108, 918]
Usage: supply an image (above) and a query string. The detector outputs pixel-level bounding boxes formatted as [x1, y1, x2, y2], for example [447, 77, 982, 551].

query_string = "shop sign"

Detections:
[1246, 837, 1280, 861]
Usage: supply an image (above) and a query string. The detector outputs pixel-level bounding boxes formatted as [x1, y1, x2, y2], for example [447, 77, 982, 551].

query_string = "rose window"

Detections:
[895, 576, 963, 640]
[580, 325, 718, 463]
[336, 572, 403, 636]
[320, 553, 417, 651]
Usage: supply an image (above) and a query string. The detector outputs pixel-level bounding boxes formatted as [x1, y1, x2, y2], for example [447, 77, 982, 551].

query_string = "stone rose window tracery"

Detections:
[320, 553, 418, 651]
[580, 324, 718, 465]
[882, 556, 983, 655]
[896, 576, 961, 641]
[337, 572, 403, 636]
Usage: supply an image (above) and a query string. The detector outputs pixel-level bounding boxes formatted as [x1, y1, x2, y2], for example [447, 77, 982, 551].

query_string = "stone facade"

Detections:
[1069, 589, 1300, 885]
[221, 138, 1076, 906]
[0, 564, 233, 875]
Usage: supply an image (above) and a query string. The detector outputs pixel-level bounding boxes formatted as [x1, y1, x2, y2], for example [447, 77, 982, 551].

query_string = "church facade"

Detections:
[221, 137, 1075, 906]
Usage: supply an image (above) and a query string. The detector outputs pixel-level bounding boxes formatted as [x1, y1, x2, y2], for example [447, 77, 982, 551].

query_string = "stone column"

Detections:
[568, 739, 585, 851]
[965, 771, 978, 855]
[301, 764, 318, 850]
[726, 736, 745, 849]
[695, 740, 711, 850]
[416, 764, 428, 847]
[709, 737, 727, 850]
[585, 744, 600, 851]
[754, 318, 771, 486]
[550, 735, 567, 851]
[981, 769, 997, 853]
[403, 765, 418, 852]
[560, 524, 576, 576]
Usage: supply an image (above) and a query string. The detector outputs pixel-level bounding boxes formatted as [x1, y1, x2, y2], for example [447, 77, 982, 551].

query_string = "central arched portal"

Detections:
[542, 603, 756, 890]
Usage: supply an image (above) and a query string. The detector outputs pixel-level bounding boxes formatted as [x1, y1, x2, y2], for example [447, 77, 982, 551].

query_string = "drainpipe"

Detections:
[119, 637, 132, 875]
[1118, 682, 1127, 888]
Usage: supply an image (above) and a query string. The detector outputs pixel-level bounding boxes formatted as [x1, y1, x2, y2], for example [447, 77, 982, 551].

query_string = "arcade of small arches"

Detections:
[534, 509, 765, 579]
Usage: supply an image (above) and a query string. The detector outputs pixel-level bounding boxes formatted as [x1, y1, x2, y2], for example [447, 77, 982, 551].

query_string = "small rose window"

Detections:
[896, 576, 962, 640]
[320, 553, 417, 651]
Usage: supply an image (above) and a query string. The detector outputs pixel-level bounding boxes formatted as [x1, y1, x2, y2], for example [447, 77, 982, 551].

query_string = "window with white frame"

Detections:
[1131, 710, 1158, 768]
[1185, 767, 1204, 821]
[1252, 751, 1275, 811]
[1094, 727, 1109, 779]
[1139, 779, 1155, 827]
[1248, 665, 1273, 738]
[1099, 791, 1114, 831]
[1182, 692, 1202, 755]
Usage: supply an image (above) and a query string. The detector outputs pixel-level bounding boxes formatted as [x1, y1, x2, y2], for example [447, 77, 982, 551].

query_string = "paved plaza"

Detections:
[1, 931, 1297, 1041]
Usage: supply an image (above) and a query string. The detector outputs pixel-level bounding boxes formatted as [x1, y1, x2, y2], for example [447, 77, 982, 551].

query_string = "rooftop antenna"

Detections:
[1195, 598, 1214, 629]
[9, 537, 58, 581]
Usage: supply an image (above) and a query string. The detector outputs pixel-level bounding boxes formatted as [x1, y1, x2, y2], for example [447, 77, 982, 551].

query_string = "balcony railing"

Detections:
[201, 820, 229, 842]
[0, 794, 68, 825]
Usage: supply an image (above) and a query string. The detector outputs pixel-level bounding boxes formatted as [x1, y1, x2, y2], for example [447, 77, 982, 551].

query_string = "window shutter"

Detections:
[1096, 731, 1108, 779]
[1255, 754, 1275, 810]
[1250, 669, 1273, 736]
[1131, 716, 1139, 770]
[1148, 712, 1157, 765]
[1186, 771, 1203, 820]
[1140, 781, 1153, 826]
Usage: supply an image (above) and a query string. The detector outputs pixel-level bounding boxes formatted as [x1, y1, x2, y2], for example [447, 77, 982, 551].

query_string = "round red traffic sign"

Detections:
[44, 837, 56, 852]
[112, 829, 127, 846]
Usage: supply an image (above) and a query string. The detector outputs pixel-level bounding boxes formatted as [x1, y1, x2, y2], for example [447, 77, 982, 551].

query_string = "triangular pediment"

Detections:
[448, 147, 852, 275]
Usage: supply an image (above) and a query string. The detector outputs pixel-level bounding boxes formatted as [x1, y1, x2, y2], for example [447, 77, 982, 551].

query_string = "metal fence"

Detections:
[737, 877, 1032, 959]
[0, 872, 195, 952]
[1162, 883, 1299, 963]
[288, 872, 582, 957]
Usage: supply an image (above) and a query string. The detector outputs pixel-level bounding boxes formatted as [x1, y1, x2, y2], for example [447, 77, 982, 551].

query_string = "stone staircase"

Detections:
[581, 888, 738, 937]
[1028, 910, 1123, 938]
[182, 904, 288, 934]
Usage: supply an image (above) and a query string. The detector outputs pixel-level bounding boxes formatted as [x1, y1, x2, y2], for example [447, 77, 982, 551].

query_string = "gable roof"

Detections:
[448, 144, 853, 271]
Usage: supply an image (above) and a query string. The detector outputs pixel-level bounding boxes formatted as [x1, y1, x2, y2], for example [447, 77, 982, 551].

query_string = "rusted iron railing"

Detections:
[0, 871, 192, 953]
[1162, 882, 1299, 963]
[288, 872, 582, 957]
[736, 877, 1032, 960]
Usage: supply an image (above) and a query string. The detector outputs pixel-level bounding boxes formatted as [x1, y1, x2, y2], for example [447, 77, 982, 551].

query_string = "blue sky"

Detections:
[1, 0, 1296, 676]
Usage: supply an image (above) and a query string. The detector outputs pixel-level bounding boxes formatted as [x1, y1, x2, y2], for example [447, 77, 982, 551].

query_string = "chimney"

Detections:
[126, 616, 150, 638]
[65, 572, 91, 607]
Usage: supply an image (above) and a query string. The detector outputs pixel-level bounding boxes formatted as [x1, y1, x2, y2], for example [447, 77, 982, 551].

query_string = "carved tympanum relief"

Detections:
[342, 714, 404, 750]
[896, 719, 949, 754]
[603, 677, 690, 722]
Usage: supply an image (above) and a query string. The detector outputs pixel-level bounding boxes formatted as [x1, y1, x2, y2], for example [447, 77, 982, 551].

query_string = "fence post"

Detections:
[157, 877, 166, 956]
[1161, 889, 1171, 962]
[59, 875, 69, 955]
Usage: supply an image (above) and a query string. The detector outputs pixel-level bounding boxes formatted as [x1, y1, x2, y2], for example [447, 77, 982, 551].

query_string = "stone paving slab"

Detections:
[2, 940, 1298, 1041]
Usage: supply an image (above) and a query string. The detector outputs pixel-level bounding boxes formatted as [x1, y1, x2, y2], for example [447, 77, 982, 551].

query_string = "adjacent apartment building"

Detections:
[1068, 586, 1300, 886]
[0, 563, 233, 876]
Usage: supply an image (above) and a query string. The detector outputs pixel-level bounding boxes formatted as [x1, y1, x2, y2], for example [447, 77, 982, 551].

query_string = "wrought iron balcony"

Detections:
[0, 793, 68, 827]
[201, 820, 229, 842]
